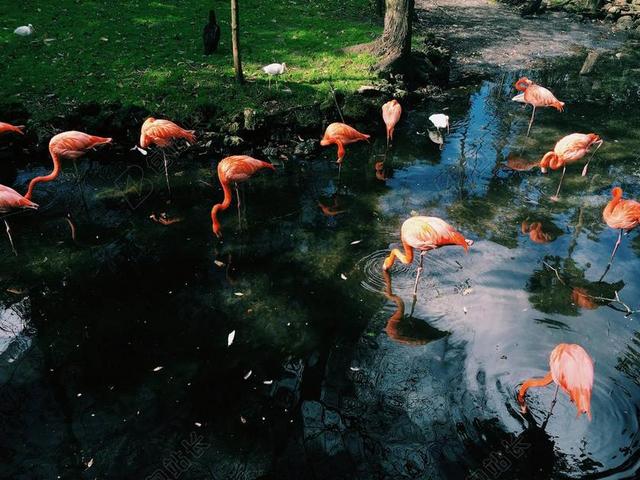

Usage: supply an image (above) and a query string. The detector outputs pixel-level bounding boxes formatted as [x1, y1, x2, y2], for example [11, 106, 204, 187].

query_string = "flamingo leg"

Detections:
[582, 140, 603, 177]
[600, 228, 623, 281]
[163, 151, 172, 196]
[413, 251, 426, 296]
[4, 219, 17, 256]
[541, 384, 560, 430]
[551, 166, 566, 201]
[235, 183, 241, 228]
[526, 105, 536, 137]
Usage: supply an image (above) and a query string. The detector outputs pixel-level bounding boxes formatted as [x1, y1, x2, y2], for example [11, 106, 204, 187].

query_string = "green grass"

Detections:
[1, 0, 381, 123]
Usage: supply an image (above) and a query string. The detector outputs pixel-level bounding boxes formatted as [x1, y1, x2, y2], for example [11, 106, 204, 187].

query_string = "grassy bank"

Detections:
[1, 0, 380, 124]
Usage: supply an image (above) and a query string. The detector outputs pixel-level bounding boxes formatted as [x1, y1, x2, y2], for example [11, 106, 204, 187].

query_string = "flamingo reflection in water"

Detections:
[381, 269, 448, 346]
[521, 221, 554, 244]
[518, 343, 594, 422]
[383, 216, 473, 296]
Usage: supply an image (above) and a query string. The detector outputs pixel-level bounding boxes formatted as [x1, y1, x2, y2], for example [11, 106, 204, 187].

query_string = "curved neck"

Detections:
[605, 191, 623, 217]
[25, 152, 61, 200]
[540, 152, 558, 171]
[515, 79, 530, 92]
[517, 371, 553, 405]
[211, 179, 232, 236]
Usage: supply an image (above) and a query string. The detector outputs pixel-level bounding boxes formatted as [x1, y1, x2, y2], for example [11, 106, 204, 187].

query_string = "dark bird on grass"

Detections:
[203, 10, 221, 55]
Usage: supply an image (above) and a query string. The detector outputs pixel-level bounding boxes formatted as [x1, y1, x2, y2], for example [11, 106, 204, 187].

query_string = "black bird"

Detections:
[203, 10, 221, 55]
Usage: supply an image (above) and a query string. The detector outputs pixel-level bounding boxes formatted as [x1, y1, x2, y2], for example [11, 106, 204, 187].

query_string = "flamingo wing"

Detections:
[525, 85, 562, 109]
[550, 344, 594, 419]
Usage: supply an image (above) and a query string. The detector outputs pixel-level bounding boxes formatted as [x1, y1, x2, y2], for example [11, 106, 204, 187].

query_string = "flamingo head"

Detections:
[587, 133, 603, 148]
[514, 77, 533, 91]
[611, 186, 623, 199]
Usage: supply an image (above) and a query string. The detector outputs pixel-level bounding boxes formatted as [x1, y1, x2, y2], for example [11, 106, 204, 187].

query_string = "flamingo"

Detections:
[0, 122, 25, 136]
[518, 343, 594, 421]
[539, 133, 602, 200]
[320, 123, 370, 172]
[137, 117, 196, 194]
[24, 131, 112, 201]
[600, 187, 640, 278]
[512, 77, 565, 136]
[211, 155, 275, 238]
[383, 216, 473, 296]
[0, 184, 38, 255]
[262, 63, 286, 89]
[382, 100, 402, 147]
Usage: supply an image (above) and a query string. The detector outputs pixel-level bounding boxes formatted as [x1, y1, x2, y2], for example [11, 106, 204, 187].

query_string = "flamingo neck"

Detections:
[24, 152, 62, 200]
[540, 152, 559, 172]
[517, 371, 553, 406]
[515, 79, 531, 92]
[211, 178, 232, 236]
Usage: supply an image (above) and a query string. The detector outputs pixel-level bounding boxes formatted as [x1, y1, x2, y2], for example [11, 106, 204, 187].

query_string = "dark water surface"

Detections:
[1, 70, 640, 479]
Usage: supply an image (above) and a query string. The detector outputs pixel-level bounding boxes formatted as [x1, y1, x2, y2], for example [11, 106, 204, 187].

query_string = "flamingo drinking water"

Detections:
[539, 133, 602, 200]
[320, 123, 369, 173]
[382, 100, 402, 147]
[25, 131, 112, 200]
[211, 155, 275, 238]
[383, 216, 473, 296]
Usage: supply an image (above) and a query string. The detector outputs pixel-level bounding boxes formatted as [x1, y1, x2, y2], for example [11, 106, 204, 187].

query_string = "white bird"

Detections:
[429, 113, 449, 133]
[14, 24, 34, 36]
[262, 63, 287, 89]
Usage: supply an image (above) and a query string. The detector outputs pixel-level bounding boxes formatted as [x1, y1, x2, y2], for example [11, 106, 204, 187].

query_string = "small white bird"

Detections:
[429, 113, 449, 133]
[262, 63, 287, 89]
[14, 24, 34, 36]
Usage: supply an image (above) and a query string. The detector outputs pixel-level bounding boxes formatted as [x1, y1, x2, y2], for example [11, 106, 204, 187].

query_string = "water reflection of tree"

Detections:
[526, 256, 624, 316]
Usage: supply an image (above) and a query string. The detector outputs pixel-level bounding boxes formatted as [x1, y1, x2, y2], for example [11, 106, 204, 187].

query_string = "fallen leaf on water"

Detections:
[214, 260, 225, 268]
[340, 274, 347, 280]
[234, 292, 244, 297]
[244, 370, 252, 380]
[350, 240, 362, 245]
[194, 422, 202, 427]
[263, 380, 273, 385]
[152, 366, 163, 372]
[228, 330, 236, 346]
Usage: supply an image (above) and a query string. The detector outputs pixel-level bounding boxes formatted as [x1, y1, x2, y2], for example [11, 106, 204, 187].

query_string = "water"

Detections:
[1, 68, 640, 479]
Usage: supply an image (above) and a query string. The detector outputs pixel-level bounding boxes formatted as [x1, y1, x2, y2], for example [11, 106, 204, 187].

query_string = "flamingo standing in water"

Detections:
[0, 184, 38, 255]
[512, 77, 565, 136]
[382, 100, 402, 147]
[539, 133, 602, 200]
[383, 216, 473, 296]
[211, 155, 275, 238]
[0, 122, 25, 136]
[518, 343, 594, 421]
[24, 131, 112, 200]
[320, 123, 370, 173]
[600, 187, 640, 278]
[137, 117, 196, 194]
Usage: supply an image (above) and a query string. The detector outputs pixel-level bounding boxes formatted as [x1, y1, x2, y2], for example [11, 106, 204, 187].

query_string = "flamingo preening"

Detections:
[539, 133, 602, 200]
[512, 77, 565, 136]
[0, 184, 38, 255]
[24, 131, 112, 201]
[320, 123, 370, 173]
[211, 155, 275, 238]
[137, 117, 196, 194]
[383, 216, 473, 296]
[382, 100, 402, 147]
[0, 122, 25, 136]
[518, 343, 594, 421]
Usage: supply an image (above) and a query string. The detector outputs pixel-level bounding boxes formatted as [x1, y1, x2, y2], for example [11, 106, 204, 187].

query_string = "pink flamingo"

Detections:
[383, 216, 473, 295]
[25, 131, 112, 200]
[518, 343, 594, 421]
[382, 100, 402, 147]
[512, 77, 565, 136]
[0, 122, 25, 136]
[320, 123, 370, 172]
[0, 184, 38, 255]
[211, 155, 275, 238]
[600, 187, 640, 278]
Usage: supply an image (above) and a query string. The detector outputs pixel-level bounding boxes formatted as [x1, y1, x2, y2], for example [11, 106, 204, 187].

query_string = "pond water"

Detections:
[1, 67, 640, 479]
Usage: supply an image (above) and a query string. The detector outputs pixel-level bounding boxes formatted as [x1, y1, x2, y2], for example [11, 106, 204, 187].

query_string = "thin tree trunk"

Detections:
[231, 0, 244, 84]
[375, 0, 414, 60]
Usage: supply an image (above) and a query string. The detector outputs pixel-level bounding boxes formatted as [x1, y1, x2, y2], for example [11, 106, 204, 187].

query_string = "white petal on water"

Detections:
[234, 292, 244, 297]
[340, 274, 347, 280]
[86, 458, 94, 469]
[244, 370, 252, 380]
[350, 367, 361, 371]
[153, 366, 163, 372]
[240, 416, 247, 424]
[227, 330, 236, 346]
[350, 240, 362, 245]
[214, 260, 225, 268]
[263, 380, 273, 385]
[195, 422, 202, 427]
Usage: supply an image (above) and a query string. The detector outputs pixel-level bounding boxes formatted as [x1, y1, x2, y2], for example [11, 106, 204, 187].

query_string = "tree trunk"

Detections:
[231, 0, 244, 84]
[375, 0, 414, 63]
